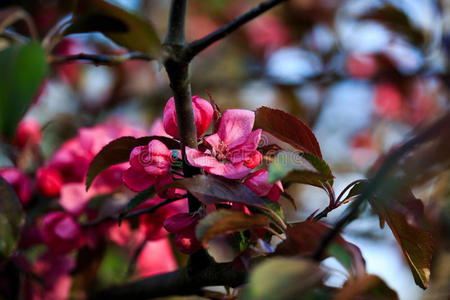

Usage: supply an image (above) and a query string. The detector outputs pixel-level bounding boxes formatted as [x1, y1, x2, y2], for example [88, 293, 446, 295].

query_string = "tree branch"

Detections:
[81, 196, 185, 228]
[187, 0, 288, 59]
[48, 52, 153, 66]
[88, 261, 246, 300]
[312, 111, 450, 260]
[163, 0, 201, 212]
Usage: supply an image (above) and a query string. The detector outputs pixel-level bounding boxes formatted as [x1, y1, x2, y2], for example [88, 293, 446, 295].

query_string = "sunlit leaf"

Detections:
[0, 42, 48, 138]
[254, 106, 322, 158]
[368, 185, 434, 289]
[0, 177, 24, 262]
[268, 151, 333, 187]
[64, 0, 161, 55]
[241, 257, 324, 300]
[85, 136, 179, 190]
[165, 174, 267, 208]
[196, 209, 271, 248]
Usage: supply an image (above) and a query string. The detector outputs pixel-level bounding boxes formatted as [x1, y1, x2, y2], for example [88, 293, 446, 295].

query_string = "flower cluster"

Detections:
[0, 95, 284, 300]
[123, 96, 283, 255]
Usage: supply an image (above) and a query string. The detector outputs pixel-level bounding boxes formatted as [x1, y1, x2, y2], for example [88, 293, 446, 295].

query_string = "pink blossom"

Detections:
[138, 196, 187, 240]
[243, 170, 283, 202]
[106, 220, 132, 246]
[163, 95, 213, 139]
[122, 140, 172, 192]
[48, 120, 145, 185]
[186, 109, 262, 179]
[59, 183, 94, 216]
[13, 119, 42, 149]
[164, 213, 201, 254]
[41, 212, 84, 253]
[0, 167, 33, 206]
[136, 238, 178, 277]
[26, 252, 75, 300]
[36, 167, 63, 198]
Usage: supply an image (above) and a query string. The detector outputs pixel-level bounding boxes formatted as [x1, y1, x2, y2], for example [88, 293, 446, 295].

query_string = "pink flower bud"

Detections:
[244, 150, 262, 169]
[13, 119, 42, 149]
[131, 140, 172, 176]
[0, 167, 32, 206]
[164, 213, 201, 254]
[41, 212, 83, 253]
[163, 95, 213, 138]
[36, 168, 63, 198]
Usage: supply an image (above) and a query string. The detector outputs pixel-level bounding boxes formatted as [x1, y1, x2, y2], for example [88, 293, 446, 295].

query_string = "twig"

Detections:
[82, 195, 186, 228]
[48, 52, 153, 65]
[187, 0, 288, 58]
[312, 111, 450, 260]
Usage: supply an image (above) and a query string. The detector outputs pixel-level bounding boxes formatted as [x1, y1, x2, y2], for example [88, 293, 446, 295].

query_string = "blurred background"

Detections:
[1, 0, 449, 299]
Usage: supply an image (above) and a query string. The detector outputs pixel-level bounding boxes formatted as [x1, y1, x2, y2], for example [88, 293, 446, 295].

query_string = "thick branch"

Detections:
[88, 261, 246, 300]
[187, 0, 288, 58]
[313, 111, 450, 260]
[48, 52, 153, 65]
[163, 0, 201, 212]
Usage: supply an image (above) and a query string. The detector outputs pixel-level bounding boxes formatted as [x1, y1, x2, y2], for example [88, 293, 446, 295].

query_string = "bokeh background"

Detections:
[1, 0, 449, 299]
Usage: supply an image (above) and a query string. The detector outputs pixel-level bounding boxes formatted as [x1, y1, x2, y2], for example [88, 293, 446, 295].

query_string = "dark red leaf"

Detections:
[254, 107, 322, 158]
[276, 220, 366, 276]
[165, 174, 267, 208]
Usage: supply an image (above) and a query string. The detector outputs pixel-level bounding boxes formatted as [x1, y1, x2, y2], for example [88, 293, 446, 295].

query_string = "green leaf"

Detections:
[64, 0, 161, 56]
[242, 257, 324, 300]
[85, 136, 179, 190]
[254, 106, 322, 158]
[165, 174, 267, 208]
[268, 151, 333, 187]
[0, 177, 24, 262]
[0, 42, 48, 138]
[196, 209, 271, 248]
[368, 186, 434, 289]
[118, 186, 155, 225]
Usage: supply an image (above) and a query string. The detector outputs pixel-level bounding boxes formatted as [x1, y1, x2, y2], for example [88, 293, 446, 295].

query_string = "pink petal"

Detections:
[59, 183, 91, 215]
[186, 148, 222, 168]
[243, 170, 273, 197]
[136, 239, 177, 277]
[192, 95, 214, 137]
[163, 97, 179, 138]
[204, 133, 222, 149]
[129, 146, 148, 172]
[207, 162, 252, 179]
[217, 109, 255, 145]
[164, 213, 197, 233]
[227, 129, 262, 163]
[122, 167, 155, 192]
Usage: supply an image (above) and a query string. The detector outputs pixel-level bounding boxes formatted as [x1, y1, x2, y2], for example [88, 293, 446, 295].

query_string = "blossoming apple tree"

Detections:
[0, 0, 449, 299]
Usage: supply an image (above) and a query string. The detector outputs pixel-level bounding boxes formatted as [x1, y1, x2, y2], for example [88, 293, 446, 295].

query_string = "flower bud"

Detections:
[163, 95, 213, 139]
[41, 212, 83, 253]
[36, 168, 63, 198]
[0, 167, 32, 206]
[164, 213, 201, 254]
[13, 119, 42, 149]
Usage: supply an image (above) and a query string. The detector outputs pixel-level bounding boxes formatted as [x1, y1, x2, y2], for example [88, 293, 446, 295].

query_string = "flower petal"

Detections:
[217, 109, 255, 146]
[122, 167, 155, 192]
[227, 129, 262, 163]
